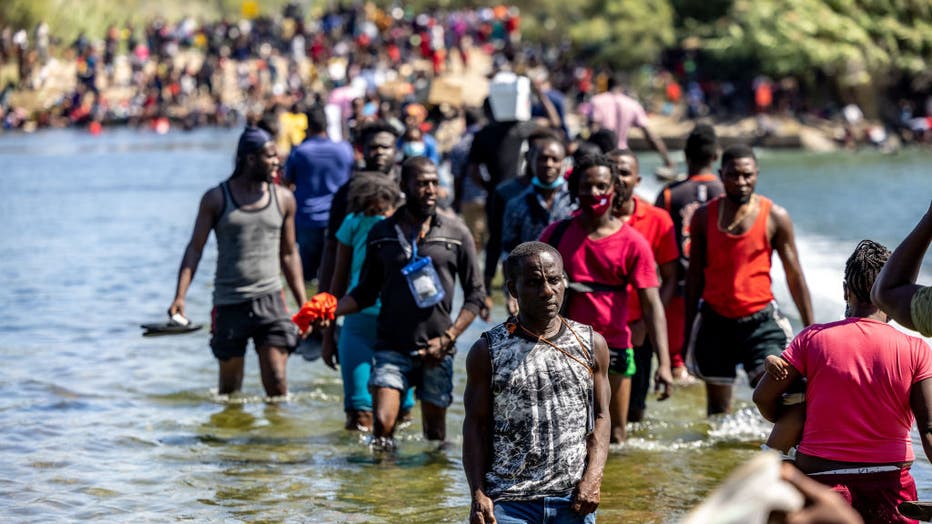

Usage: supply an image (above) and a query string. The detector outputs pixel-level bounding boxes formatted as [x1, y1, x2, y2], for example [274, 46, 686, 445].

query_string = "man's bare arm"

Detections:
[278, 187, 307, 307]
[638, 286, 673, 399]
[640, 125, 674, 168]
[683, 206, 708, 352]
[572, 332, 611, 515]
[911, 377, 932, 464]
[872, 202, 932, 330]
[169, 188, 221, 317]
[463, 338, 496, 524]
[771, 204, 814, 326]
[658, 260, 678, 307]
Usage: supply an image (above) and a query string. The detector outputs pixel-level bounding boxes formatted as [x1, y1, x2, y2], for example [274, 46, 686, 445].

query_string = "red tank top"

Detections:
[703, 196, 774, 318]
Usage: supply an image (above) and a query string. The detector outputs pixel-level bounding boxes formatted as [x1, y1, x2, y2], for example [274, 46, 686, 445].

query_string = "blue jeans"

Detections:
[295, 226, 326, 282]
[494, 495, 596, 524]
[338, 314, 414, 413]
[369, 349, 454, 408]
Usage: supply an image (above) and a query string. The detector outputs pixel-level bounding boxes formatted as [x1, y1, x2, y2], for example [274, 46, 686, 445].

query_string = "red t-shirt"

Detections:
[783, 317, 932, 463]
[626, 197, 678, 322]
[540, 218, 659, 349]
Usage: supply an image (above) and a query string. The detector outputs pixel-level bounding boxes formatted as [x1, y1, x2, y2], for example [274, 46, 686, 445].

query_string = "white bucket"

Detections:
[488, 72, 531, 122]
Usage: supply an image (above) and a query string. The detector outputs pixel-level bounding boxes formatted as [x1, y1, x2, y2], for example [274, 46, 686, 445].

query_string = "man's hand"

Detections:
[469, 493, 496, 524]
[654, 364, 674, 401]
[479, 295, 494, 322]
[781, 463, 863, 524]
[572, 478, 601, 515]
[418, 335, 453, 366]
[321, 331, 339, 370]
[764, 355, 790, 381]
[168, 297, 185, 318]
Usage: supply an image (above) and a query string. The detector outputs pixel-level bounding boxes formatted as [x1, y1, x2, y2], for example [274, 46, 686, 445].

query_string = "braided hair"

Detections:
[844, 239, 891, 305]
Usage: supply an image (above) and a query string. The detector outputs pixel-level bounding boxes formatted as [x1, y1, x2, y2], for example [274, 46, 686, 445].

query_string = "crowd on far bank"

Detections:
[3, 3, 932, 150]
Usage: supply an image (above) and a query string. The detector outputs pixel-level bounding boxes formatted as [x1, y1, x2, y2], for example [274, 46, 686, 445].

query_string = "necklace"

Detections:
[720, 194, 757, 232]
[507, 316, 592, 374]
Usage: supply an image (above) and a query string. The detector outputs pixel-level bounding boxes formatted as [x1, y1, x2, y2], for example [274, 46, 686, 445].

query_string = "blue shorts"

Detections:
[368, 350, 454, 408]
[494, 495, 596, 524]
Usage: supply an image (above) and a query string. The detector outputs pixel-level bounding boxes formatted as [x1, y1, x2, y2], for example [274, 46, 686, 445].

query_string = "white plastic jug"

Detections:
[488, 72, 531, 122]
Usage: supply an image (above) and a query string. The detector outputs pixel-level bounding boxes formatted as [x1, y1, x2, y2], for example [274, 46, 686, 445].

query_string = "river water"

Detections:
[1, 128, 930, 522]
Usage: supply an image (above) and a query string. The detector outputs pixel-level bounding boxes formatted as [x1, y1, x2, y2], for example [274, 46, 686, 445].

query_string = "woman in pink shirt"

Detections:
[754, 240, 932, 523]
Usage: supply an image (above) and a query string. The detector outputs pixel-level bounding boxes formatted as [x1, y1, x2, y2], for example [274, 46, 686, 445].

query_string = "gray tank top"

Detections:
[213, 181, 283, 305]
[482, 318, 595, 502]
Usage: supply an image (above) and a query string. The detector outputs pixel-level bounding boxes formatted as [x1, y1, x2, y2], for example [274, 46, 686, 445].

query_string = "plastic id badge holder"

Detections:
[397, 226, 445, 308]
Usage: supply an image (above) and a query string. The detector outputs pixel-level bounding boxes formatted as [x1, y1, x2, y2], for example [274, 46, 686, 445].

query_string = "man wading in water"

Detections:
[168, 126, 307, 396]
[464, 241, 610, 524]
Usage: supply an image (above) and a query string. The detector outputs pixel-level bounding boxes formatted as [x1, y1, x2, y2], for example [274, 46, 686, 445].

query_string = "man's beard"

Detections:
[727, 191, 752, 204]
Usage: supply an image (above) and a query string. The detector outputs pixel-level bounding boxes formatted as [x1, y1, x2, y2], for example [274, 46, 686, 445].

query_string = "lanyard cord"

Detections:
[513, 316, 592, 375]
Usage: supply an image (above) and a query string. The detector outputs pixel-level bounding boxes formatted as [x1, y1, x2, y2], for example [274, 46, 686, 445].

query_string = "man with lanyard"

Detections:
[609, 149, 679, 424]
[168, 127, 307, 396]
[685, 144, 814, 415]
[540, 154, 673, 443]
[755, 240, 932, 523]
[655, 124, 724, 380]
[501, 134, 575, 314]
[320, 156, 486, 447]
[464, 241, 610, 524]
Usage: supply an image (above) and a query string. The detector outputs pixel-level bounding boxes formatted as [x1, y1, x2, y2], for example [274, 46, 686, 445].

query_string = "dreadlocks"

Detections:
[844, 239, 891, 305]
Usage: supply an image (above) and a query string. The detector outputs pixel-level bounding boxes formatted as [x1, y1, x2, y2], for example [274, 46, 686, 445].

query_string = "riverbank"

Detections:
[0, 50, 890, 153]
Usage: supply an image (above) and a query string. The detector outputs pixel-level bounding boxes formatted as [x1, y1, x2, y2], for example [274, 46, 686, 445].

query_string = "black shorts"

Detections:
[629, 338, 654, 412]
[686, 302, 793, 386]
[608, 347, 636, 376]
[210, 291, 298, 361]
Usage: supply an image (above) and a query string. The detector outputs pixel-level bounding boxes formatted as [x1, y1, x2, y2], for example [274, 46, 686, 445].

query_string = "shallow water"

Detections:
[0, 128, 930, 522]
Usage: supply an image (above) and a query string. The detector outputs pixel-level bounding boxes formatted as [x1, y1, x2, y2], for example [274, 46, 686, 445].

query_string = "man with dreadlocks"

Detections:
[754, 240, 932, 523]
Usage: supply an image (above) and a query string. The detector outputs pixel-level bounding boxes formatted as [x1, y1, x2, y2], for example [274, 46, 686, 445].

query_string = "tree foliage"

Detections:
[697, 0, 931, 85]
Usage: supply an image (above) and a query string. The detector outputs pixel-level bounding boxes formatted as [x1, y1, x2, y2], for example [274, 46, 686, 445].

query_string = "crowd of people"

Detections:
[165, 91, 932, 521]
[17, 4, 923, 524]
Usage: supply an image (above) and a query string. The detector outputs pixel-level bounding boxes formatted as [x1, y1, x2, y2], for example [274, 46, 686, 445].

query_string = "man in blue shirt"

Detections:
[284, 104, 355, 282]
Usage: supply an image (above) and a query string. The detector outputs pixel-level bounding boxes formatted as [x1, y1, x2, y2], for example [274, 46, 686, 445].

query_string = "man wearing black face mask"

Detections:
[685, 144, 813, 416]
[540, 154, 673, 443]
[323, 156, 486, 448]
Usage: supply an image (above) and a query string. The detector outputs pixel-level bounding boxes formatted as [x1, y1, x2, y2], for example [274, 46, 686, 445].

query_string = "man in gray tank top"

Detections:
[463, 242, 611, 524]
[168, 127, 307, 397]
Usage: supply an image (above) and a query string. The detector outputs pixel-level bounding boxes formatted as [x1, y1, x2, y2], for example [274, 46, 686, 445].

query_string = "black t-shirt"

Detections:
[655, 173, 724, 283]
[468, 121, 539, 188]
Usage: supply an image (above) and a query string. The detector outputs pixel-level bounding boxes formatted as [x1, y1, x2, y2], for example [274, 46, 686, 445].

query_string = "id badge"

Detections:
[401, 256, 446, 308]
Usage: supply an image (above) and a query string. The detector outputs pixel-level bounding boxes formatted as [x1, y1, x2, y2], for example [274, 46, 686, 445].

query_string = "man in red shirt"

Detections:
[609, 149, 679, 423]
[541, 154, 673, 442]
[754, 240, 932, 523]
[685, 144, 813, 415]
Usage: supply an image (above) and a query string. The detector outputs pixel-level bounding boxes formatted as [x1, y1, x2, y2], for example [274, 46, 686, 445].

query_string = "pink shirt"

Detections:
[783, 317, 932, 463]
[588, 92, 649, 149]
[540, 219, 658, 348]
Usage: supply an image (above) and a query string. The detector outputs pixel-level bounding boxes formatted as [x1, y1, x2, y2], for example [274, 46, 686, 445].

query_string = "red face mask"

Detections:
[581, 192, 614, 217]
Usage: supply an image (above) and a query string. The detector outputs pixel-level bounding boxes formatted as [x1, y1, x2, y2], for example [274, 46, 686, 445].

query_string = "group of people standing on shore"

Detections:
[164, 80, 932, 521]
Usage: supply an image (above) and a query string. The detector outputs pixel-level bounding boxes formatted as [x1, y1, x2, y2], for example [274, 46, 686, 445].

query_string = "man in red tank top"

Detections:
[685, 145, 814, 415]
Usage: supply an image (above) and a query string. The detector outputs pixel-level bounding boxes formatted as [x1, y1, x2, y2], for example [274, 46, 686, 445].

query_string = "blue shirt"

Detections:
[501, 185, 576, 254]
[335, 212, 384, 316]
[285, 136, 354, 228]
